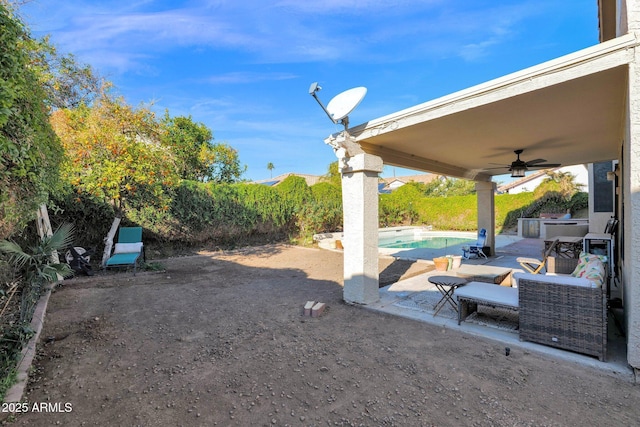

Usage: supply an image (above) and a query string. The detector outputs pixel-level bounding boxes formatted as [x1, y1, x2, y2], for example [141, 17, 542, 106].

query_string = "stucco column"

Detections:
[623, 0, 640, 372]
[340, 153, 384, 304]
[475, 181, 496, 255]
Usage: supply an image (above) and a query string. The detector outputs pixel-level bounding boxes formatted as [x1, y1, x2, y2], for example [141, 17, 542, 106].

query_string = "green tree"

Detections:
[160, 114, 215, 181]
[535, 171, 583, 199]
[50, 95, 180, 213]
[423, 177, 476, 197]
[321, 161, 342, 188]
[267, 162, 275, 178]
[206, 143, 246, 183]
[27, 35, 102, 110]
[0, 4, 64, 238]
[160, 113, 246, 184]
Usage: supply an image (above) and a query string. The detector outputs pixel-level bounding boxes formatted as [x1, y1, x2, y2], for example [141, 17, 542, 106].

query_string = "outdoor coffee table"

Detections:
[428, 275, 468, 316]
[454, 265, 513, 286]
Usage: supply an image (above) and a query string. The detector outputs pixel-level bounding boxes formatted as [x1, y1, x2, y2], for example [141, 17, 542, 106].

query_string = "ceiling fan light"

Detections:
[511, 167, 526, 178]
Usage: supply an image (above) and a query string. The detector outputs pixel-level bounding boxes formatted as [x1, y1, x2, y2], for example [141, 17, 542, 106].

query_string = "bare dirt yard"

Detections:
[7, 244, 640, 426]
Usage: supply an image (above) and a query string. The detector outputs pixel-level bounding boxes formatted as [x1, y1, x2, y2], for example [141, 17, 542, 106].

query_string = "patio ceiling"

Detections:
[346, 34, 636, 182]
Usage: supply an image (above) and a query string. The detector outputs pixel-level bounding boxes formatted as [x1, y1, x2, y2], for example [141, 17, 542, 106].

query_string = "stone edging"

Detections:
[3, 283, 55, 405]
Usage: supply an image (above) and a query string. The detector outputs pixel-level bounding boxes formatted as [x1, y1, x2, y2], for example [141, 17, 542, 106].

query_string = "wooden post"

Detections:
[36, 204, 62, 280]
[101, 217, 121, 267]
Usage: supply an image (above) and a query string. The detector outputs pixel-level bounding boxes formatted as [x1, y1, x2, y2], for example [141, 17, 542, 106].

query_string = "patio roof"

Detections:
[345, 34, 636, 181]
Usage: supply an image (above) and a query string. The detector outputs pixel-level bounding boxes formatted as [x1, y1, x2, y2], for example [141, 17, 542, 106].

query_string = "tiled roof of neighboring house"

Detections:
[380, 174, 441, 186]
[253, 173, 323, 187]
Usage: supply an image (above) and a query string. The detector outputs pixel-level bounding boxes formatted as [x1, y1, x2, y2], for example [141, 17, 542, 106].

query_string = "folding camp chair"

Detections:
[65, 246, 95, 276]
[462, 228, 488, 259]
[604, 217, 619, 235]
[105, 227, 145, 274]
[516, 238, 559, 274]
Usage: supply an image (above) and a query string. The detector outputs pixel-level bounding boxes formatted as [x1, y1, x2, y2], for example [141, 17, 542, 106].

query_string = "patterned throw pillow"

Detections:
[571, 252, 607, 288]
[581, 260, 606, 288]
[571, 252, 605, 276]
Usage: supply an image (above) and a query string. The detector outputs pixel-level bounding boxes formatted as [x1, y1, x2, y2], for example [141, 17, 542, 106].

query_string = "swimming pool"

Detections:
[379, 235, 475, 249]
[377, 227, 476, 249]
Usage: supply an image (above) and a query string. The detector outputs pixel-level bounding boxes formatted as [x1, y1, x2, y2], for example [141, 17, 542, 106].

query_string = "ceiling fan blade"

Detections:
[525, 158, 547, 165]
[527, 163, 561, 169]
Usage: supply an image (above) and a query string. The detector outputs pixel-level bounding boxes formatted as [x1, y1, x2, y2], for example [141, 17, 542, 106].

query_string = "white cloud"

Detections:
[205, 72, 298, 84]
[27, 0, 540, 71]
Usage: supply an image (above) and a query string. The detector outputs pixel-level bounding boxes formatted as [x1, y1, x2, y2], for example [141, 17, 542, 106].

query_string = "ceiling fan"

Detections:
[488, 149, 561, 178]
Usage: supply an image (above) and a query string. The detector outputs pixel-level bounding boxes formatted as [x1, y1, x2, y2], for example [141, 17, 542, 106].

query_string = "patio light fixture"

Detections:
[510, 166, 526, 178]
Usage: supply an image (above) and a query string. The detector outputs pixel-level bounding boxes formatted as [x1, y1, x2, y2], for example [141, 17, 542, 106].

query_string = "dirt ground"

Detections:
[7, 244, 640, 426]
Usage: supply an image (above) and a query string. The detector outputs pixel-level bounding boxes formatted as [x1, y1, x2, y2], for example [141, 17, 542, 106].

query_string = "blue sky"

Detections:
[19, 0, 600, 182]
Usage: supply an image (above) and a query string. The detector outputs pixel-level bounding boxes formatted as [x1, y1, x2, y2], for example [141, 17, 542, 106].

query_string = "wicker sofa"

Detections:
[515, 256, 608, 361]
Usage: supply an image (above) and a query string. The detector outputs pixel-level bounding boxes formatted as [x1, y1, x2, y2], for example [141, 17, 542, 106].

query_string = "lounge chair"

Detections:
[105, 227, 145, 274]
[462, 228, 488, 259]
[516, 238, 559, 274]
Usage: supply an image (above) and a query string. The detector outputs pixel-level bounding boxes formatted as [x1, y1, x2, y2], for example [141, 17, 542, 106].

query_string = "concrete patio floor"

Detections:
[368, 236, 634, 381]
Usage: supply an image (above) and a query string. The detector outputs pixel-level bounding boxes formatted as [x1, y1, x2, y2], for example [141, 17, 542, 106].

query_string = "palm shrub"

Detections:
[0, 223, 74, 322]
[0, 223, 74, 400]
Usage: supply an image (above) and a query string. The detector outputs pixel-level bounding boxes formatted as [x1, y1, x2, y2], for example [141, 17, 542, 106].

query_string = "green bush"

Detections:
[413, 194, 477, 230]
[48, 187, 115, 248]
[496, 192, 536, 231]
[569, 192, 589, 213]
[236, 183, 291, 230]
[28, 178, 591, 256]
[297, 183, 343, 242]
[379, 183, 423, 226]
[0, 5, 64, 239]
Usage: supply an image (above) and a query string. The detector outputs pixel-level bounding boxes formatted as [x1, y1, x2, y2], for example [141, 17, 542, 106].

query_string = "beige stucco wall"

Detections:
[476, 181, 496, 255]
[622, 0, 640, 371]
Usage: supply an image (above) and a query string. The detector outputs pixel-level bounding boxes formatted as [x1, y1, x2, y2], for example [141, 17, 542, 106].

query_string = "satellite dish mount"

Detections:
[309, 82, 367, 132]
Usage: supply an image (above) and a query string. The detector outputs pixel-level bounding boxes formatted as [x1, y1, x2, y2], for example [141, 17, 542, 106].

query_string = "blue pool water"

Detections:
[378, 235, 475, 249]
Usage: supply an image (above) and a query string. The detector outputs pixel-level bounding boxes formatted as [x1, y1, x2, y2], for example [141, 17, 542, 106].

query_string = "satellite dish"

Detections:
[326, 87, 367, 122]
[309, 83, 367, 130]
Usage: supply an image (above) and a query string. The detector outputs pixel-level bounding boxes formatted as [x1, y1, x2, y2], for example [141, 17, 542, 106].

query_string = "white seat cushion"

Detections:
[113, 242, 143, 254]
[455, 281, 519, 308]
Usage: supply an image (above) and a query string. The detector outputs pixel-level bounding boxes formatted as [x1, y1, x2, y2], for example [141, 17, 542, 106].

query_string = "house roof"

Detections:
[380, 174, 441, 185]
[338, 34, 635, 181]
[496, 169, 553, 193]
[254, 173, 323, 187]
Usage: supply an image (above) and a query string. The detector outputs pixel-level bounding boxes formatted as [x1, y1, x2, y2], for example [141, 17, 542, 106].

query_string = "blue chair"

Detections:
[105, 227, 145, 274]
[462, 228, 488, 259]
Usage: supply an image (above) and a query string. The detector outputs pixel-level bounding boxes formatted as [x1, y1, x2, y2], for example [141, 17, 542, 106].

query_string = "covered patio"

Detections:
[368, 237, 629, 377]
[326, 0, 640, 377]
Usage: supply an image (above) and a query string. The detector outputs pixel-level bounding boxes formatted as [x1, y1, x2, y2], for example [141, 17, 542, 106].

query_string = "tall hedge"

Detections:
[42, 175, 587, 254]
[0, 5, 64, 239]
